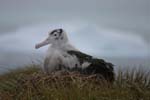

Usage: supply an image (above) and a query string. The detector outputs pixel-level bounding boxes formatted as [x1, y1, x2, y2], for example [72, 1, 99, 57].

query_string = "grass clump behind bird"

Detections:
[0, 64, 150, 100]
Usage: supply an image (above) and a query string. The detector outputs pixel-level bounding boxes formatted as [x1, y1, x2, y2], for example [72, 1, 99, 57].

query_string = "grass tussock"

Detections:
[0, 64, 150, 100]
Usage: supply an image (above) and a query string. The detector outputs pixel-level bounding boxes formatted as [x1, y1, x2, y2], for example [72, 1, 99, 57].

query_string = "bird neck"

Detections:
[51, 42, 68, 50]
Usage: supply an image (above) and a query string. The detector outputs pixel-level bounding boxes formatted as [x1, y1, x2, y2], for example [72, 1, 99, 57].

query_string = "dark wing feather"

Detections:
[67, 50, 115, 82]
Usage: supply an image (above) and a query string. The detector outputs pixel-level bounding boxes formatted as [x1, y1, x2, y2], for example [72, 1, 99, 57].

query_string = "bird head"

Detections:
[35, 28, 69, 49]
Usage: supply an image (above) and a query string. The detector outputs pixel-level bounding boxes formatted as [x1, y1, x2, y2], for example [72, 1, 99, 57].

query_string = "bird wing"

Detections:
[67, 50, 92, 64]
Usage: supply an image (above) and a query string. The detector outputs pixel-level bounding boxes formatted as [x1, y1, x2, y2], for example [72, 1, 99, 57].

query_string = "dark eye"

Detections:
[54, 34, 57, 36]
[50, 30, 57, 35]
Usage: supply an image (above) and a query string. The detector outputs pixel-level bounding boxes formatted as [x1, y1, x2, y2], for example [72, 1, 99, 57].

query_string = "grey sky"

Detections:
[0, 0, 149, 68]
[0, 0, 149, 39]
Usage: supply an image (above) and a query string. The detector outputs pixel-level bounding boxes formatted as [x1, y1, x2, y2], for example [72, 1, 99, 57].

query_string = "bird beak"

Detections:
[35, 38, 50, 49]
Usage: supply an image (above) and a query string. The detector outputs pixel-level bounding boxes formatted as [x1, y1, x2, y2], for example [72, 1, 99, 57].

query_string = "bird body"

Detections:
[35, 28, 114, 81]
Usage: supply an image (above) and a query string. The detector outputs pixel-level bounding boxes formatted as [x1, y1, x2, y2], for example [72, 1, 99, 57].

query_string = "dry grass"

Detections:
[0, 64, 150, 100]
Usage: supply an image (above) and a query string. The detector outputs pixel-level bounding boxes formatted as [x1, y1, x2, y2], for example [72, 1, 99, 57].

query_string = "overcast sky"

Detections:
[0, 0, 149, 68]
[0, 0, 149, 37]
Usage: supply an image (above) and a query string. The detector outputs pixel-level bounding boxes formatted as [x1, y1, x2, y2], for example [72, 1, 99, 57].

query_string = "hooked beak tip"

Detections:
[35, 44, 40, 49]
[35, 40, 50, 49]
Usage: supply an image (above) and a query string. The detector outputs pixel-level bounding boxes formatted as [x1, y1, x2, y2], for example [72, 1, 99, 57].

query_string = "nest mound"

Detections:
[17, 70, 113, 92]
